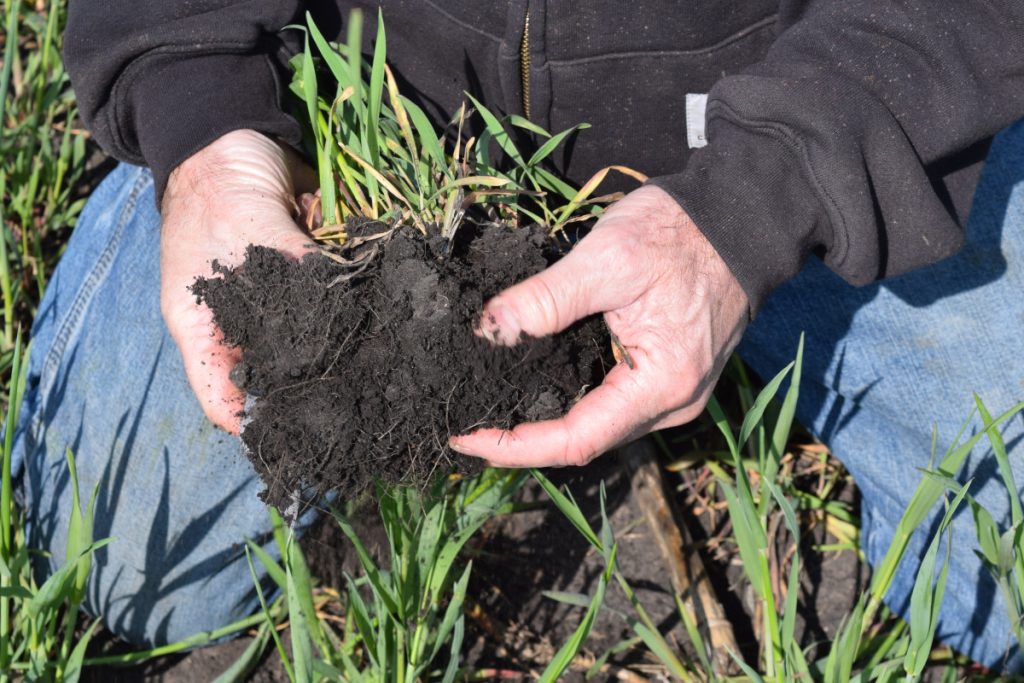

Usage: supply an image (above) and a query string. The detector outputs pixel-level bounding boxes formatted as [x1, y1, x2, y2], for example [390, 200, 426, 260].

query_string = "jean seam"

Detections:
[33, 169, 151, 434]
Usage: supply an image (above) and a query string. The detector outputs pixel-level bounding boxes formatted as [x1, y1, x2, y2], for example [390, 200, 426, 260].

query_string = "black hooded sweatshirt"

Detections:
[63, 1, 1024, 315]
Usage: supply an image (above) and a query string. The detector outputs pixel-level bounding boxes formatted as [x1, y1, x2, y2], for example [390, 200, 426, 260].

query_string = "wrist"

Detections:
[163, 129, 296, 215]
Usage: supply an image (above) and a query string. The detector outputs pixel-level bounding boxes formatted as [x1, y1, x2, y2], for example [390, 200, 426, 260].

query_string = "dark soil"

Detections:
[193, 221, 609, 511]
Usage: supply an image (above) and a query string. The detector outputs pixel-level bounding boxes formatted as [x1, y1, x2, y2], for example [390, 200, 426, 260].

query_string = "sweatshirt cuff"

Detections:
[127, 51, 303, 204]
[650, 118, 828, 317]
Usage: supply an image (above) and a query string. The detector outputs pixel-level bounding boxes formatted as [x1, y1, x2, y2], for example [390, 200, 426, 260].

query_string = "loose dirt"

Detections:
[193, 221, 610, 510]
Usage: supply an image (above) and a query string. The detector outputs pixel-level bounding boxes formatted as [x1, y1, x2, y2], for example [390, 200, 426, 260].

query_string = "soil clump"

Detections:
[193, 222, 610, 510]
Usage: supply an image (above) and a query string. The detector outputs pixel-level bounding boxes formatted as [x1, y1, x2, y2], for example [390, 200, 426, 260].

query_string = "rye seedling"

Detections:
[292, 10, 644, 247]
[241, 469, 527, 682]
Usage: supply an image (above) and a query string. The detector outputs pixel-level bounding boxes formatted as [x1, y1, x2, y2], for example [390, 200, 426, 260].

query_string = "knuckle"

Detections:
[559, 425, 597, 467]
[521, 275, 564, 335]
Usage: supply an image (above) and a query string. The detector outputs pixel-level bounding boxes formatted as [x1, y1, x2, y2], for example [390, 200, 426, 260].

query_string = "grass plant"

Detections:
[233, 469, 528, 682]
[292, 10, 645, 244]
[0, 0, 87, 374]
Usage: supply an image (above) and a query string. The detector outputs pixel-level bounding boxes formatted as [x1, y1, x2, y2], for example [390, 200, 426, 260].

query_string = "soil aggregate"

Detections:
[193, 221, 610, 510]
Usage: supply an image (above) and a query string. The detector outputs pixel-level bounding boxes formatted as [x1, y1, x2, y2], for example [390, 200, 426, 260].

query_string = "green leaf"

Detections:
[402, 96, 447, 175]
[542, 590, 592, 608]
[286, 543, 314, 683]
[344, 8, 365, 117]
[507, 114, 552, 137]
[427, 560, 472, 671]
[62, 619, 101, 683]
[974, 395, 1023, 525]
[628, 615, 690, 679]
[344, 574, 379, 666]
[537, 572, 607, 683]
[904, 482, 970, 679]
[440, 600, 466, 683]
[306, 11, 349, 93]
[675, 594, 712, 677]
[211, 621, 271, 683]
[738, 360, 795, 450]
[527, 123, 590, 167]
[726, 646, 765, 683]
[333, 509, 401, 620]
[28, 538, 112, 618]
[971, 498, 1001, 568]
[465, 93, 526, 168]
[366, 10, 387, 168]
[718, 480, 767, 593]
[531, 469, 602, 551]
[706, 395, 739, 461]
[299, 30, 321, 148]
[0, 585, 30, 599]
[868, 399, 1024, 609]
[245, 539, 287, 591]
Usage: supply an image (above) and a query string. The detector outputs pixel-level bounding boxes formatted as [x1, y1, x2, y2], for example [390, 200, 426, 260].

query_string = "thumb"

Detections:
[478, 232, 631, 345]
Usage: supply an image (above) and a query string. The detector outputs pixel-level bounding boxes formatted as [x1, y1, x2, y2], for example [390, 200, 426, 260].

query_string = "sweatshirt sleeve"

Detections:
[64, 1, 306, 202]
[651, 1, 1024, 315]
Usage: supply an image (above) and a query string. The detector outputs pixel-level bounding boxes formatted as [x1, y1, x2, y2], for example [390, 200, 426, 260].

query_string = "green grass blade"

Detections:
[333, 509, 402, 619]
[244, 546, 294, 683]
[531, 469, 602, 551]
[866, 400, 1024, 623]
[973, 394, 1022, 524]
[344, 9, 365, 117]
[705, 395, 739, 461]
[212, 620, 272, 683]
[904, 482, 969, 679]
[366, 10, 387, 168]
[507, 113, 552, 137]
[61, 618, 100, 683]
[285, 542, 314, 683]
[245, 538, 287, 591]
[402, 96, 447, 175]
[427, 560, 472, 670]
[28, 538, 112, 618]
[344, 574, 379, 666]
[628, 614, 692, 680]
[542, 590, 592, 608]
[737, 360, 795, 451]
[537, 573, 607, 683]
[306, 11, 349, 93]
[2, 330, 24, 556]
[299, 31, 321, 147]
[674, 594, 712, 679]
[440, 605, 466, 683]
[527, 123, 590, 168]
[726, 647, 765, 683]
[465, 93, 526, 168]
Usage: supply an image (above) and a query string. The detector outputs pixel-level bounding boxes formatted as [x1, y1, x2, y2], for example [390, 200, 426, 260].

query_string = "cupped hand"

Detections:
[449, 184, 749, 467]
[160, 129, 316, 434]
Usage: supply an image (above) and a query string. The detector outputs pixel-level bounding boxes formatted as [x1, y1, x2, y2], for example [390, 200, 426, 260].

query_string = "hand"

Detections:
[449, 184, 749, 467]
[160, 129, 316, 434]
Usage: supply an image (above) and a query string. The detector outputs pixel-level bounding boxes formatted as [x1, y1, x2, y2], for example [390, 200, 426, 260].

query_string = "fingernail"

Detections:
[477, 301, 519, 346]
[449, 440, 476, 456]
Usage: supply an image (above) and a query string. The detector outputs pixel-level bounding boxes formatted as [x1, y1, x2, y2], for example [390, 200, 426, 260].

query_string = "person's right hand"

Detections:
[160, 129, 316, 434]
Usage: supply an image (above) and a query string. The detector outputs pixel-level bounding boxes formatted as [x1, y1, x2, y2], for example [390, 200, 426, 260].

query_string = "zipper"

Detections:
[519, 9, 531, 119]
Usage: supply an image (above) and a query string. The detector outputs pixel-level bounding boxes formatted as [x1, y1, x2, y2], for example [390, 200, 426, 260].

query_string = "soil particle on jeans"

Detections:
[193, 222, 610, 511]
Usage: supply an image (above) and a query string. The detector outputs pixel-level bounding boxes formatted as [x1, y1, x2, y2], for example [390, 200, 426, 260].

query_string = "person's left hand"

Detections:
[448, 184, 749, 467]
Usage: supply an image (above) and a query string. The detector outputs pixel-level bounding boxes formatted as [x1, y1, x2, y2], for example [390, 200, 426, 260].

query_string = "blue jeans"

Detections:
[11, 120, 1024, 665]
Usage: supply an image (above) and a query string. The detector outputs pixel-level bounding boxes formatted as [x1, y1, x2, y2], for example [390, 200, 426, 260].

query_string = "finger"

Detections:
[259, 221, 319, 261]
[280, 142, 318, 195]
[449, 363, 657, 467]
[478, 232, 635, 345]
[649, 403, 706, 433]
[174, 310, 246, 434]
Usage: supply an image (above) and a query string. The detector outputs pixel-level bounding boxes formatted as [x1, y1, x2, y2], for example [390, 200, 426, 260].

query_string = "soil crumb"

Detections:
[193, 222, 609, 510]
